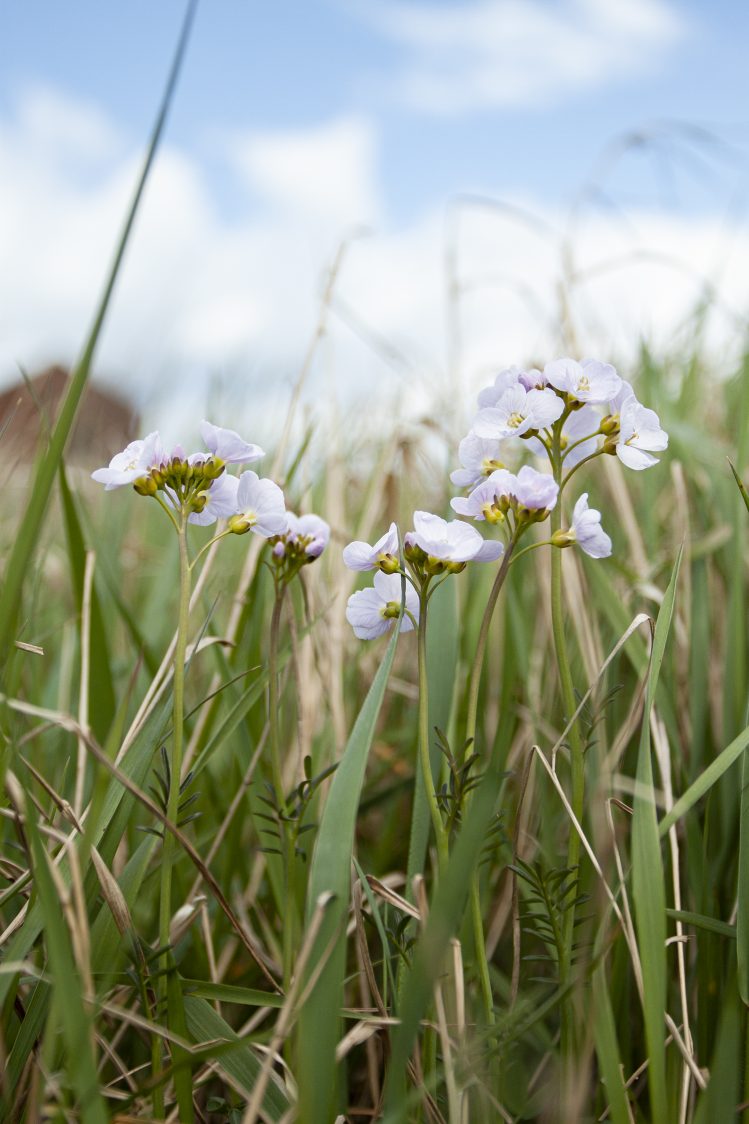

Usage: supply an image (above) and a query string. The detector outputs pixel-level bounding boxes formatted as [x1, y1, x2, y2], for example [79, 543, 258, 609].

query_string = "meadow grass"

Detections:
[2, 11, 749, 1122]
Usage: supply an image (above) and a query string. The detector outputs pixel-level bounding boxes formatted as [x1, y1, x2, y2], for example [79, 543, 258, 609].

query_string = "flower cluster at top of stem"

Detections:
[343, 512, 502, 639]
[343, 357, 668, 642]
[91, 419, 331, 572]
[451, 357, 669, 561]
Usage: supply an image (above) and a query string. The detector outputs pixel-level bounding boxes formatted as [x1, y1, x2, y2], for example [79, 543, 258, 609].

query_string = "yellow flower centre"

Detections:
[507, 412, 525, 429]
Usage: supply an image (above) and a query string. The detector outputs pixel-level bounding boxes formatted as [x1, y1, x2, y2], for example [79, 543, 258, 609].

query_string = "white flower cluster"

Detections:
[92, 420, 330, 565]
[344, 357, 668, 640]
[454, 359, 667, 486]
[343, 513, 502, 639]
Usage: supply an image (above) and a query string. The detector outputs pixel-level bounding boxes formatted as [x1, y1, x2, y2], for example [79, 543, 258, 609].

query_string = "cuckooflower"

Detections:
[560, 404, 602, 466]
[283, 512, 331, 558]
[513, 465, 559, 512]
[525, 404, 602, 466]
[187, 473, 241, 526]
[228, 471, 287, 536]
[477, 366, 525, 409]
[91, 431, 163, 490]
[408, 511, 504, 563]
[450, 432, 511, 489]
[474, 385, 564, 441]
[346, 571, 419, 639]
[570, 493, 612, 558]
[343, 522, 400, 572]
[451, 469, 517, 522]
[199, 420, 264, 464]
[518, 367, 547, 391]
[613, 397, 669, 470]
[544, 358, 622, 405]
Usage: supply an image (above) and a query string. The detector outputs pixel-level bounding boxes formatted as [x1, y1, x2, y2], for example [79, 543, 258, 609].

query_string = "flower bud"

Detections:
[203, 458, 225, 480]
[602, 435, 619, 456]
[425, 555, 446, 575]
[551, 529, 575, 548]
[481, 502, 504, 525]
[382, 601, 402, 620]
[445, 560, 467, 574]
[377, 553, 401, 575]
[228, 515, 252, 535]
[133, 474, 157, 497]
[191, 492, 207, 513]
[600, 414, 619, 436]
[404, 541, 427, 565]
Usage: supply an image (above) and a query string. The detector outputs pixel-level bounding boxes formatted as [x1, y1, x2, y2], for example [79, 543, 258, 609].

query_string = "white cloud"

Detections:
[357, 0, 685, 114]
[229, 116, 381, 225]
[0, 85, 747, 449]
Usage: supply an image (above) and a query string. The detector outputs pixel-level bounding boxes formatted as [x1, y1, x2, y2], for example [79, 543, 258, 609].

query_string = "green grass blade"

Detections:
[382, 761, 504, 1120]
[0, 0, 197, 665]
[592, 963, 632, 1124]
[728, 459, 749, 516]
[297, 623, 401, 1123]
[666, 909, 736, 940]
[406, 578, 458, 883]
[659, 720, 749, 836]
[0, 691, 172, 1011]
[59, 466, 116, 742]
[166, 958, 195, 1122]
[631, 546, 682, 1124]
[182, 995, 289, 1118]
[180, 979, 285, 1008]
[25, 802, 108, 1123]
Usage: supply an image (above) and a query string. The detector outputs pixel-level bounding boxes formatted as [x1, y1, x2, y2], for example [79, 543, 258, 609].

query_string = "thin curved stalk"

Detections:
[156, 518, 191, 1114]
[417, 594, 449, 871]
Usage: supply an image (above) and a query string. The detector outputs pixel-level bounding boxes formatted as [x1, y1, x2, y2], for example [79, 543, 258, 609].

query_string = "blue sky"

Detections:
[0, 1, 747, 437]
[3, 0, 746, 219]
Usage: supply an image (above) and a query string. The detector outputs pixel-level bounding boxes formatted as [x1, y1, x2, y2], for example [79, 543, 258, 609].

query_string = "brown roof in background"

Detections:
[0, 365, 140, 467]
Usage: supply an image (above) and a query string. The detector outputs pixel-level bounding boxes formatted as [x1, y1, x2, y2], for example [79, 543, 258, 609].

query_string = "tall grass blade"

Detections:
[297, 623, 401, 1123]
[631, 546, 682, 1123]
[25, 801, 108, 1123]
[0, 0, 198, 665]
[382, 761, 504, 1120]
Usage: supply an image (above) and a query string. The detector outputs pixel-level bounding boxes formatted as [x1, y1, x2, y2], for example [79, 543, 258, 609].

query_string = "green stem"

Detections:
[269, 582, 286, 805]
[561, 449, 605, 492]
[462, 546, 515, 1040]
[156, 518, 191, 1114]
[268, 580, 299, 992]
[189, 528, 233, 570]
[560, 429, 602, 463]
[417, 592, 449, 872]
[464, 541, 516, 762]
[549, 430, 585, 1061]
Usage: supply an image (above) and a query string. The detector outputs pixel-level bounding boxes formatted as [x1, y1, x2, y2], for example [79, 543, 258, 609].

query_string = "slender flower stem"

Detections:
[460, 541, 515, 1034]
[561, 449, 605, 491]
[549, 423, 585, 1060]
[560, 429, 602, 463]
[190, 528, 233, 570]
[268, 581, 286, 805]
[464, 541, 516, 762]
[153, 493, 180, 533]
[268, 578, 300, 992]
[507, 539, 553, 567]
[417, 592, 449, 872]
[157, 518, 191, 1080]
